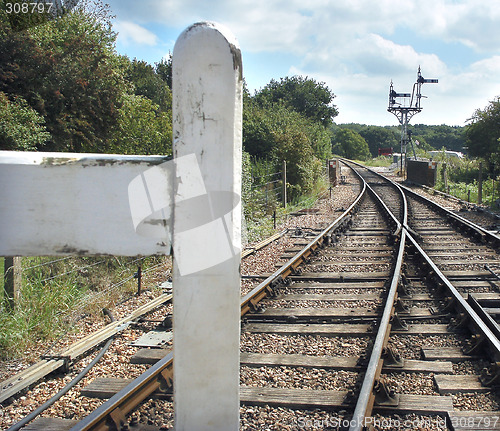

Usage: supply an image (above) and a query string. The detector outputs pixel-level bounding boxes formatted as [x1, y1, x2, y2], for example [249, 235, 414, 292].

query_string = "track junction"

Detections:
[3, 160, 500, 431]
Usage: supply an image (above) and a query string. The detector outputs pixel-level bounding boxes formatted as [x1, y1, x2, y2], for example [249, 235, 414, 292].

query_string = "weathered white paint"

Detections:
[0, 152, 172, 256]
[172, 22, 242, 430]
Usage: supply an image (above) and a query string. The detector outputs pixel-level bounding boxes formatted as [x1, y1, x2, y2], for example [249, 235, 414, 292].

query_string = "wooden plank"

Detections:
[81, 377, 131, 398]
[240, 352, 358, 370]
[275, 261, 390, 269]
[248, 307, 433, 319]
[427, 252, 498, 258]
[130, 348, 171, 365]
[240, 353, 453, 374]
[171, 22, 243, 430]
[289, 272, 390, 281]
[131, 351, 452, 374]
[391, 324, 450, 335]
[243, 323, 371, 336]
[434, 374, 488, 394]
[248, 307, 379, 318]
[0, 152, 173, 256]
[22, 418, 77, 431]
[240, 386, 349, 409]
[286, 281, 386, 289]
[375, 394, 454, 414]
[243, 323, 448, 336]
[433, 259, 499, 265]
[422, 347, 479, 362]
[443, 270, 495, 279]
[447, 411, 500, 430]
[240, 386, 453, 413]
[276, 293, 382, 301]
[471, 293, 500, 300]
[394, 359, 453, 374]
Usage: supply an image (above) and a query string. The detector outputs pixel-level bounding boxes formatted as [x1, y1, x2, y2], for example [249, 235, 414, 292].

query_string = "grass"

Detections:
[0, 256, 167, 360]
[244, 176, 330, 244]
[354, 156, 393, 168]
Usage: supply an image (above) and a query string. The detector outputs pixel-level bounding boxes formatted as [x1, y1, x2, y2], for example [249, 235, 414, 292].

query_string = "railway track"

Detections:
[5, 161, 500, 430]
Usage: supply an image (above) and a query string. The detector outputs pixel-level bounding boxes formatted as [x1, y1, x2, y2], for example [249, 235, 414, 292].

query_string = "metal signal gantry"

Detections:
[388, 67, 438, 174]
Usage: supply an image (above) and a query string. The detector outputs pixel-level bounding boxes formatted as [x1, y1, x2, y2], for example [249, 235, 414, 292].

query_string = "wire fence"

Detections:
[1, 254, 171, 331]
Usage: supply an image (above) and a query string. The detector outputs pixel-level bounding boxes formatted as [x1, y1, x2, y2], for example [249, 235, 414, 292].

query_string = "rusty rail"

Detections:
[72, 164, 367, 431]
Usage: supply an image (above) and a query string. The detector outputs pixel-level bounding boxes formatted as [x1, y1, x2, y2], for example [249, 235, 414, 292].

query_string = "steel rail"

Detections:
[405, 232, 500, 362]
[346, 160, 500, 429]
[399, 182, 500, 247]
[73, 164, 368, 431]
[0, 293, 173, 404]
[345, 164, 408, 431]
[240, 175, 367, 316]
[70, 352, 174, 431]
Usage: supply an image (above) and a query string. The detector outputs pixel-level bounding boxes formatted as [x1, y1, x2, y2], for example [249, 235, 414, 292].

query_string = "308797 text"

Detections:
[5, 2, 54, 14]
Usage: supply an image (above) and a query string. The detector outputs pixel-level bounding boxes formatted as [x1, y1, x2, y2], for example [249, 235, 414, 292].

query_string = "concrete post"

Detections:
[442, 162, 448, 192]
[282, 160, 287, 207]
[478, 161, 483, 204]
[172, 22, 242, 430]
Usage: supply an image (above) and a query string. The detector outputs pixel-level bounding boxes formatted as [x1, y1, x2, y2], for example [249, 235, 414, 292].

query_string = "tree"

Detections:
[126, 58, 172, 112]
[332, 128, 371, 160]
[0, 6, 126, 152]
[358, 126, 398, 157]
[107, 94, 172, 155]
[465, 97, 500, 171]
[155, 55, 172, 90]
[255, 76, 338, 127]
[0, 92, 50, 150]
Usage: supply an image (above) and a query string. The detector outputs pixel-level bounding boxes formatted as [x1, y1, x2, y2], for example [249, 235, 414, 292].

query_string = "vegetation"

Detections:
[0, 256, 166, 359]
[0, 1, 172, 155]
[1, 0, 498, 361]
[336, 123, 466, 157]
[243, 77, 336, 201]
[465, 96, 500, 174]
[332, 128, 371, 160]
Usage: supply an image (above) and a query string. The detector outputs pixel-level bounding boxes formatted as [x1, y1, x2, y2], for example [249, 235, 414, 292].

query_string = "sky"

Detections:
[103, 0, 500, 127]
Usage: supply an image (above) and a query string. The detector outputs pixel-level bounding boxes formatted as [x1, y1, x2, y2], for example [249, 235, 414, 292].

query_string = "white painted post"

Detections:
[172, 22, 242, 430]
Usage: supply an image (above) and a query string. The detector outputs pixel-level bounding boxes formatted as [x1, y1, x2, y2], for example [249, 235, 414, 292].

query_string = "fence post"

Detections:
[478, 161, 483, 204]
[442, 162, 448, 192]
[172, 22, 242, 430]
[3, 257, 21, 310]
[282, 160, 287, 207]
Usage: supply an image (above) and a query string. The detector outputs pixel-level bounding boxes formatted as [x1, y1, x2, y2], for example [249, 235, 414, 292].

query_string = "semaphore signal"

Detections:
[388, 67, 438, 174]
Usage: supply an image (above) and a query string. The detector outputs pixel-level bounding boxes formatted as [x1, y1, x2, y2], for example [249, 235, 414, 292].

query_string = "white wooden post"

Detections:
[172, 22, 242, 430]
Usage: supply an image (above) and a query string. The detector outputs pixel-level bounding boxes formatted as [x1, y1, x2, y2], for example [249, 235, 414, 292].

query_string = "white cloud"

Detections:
[114, 21, 159, 46]
[106, 0, 500, 125]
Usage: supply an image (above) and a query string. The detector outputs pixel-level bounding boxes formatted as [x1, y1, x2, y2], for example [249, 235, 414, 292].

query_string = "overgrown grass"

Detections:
[244, 174, 329, 243]
[0, 256, 167, 360]
[432, 155, 500, 207]
[358, 156, 393, 167]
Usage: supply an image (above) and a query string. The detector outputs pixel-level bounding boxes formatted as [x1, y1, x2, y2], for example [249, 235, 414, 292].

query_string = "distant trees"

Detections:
[465, 96, 500, 172]
[332, 129, 371, 160]
[358, 126, 398, 157]
[335, 123, 466, 156]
